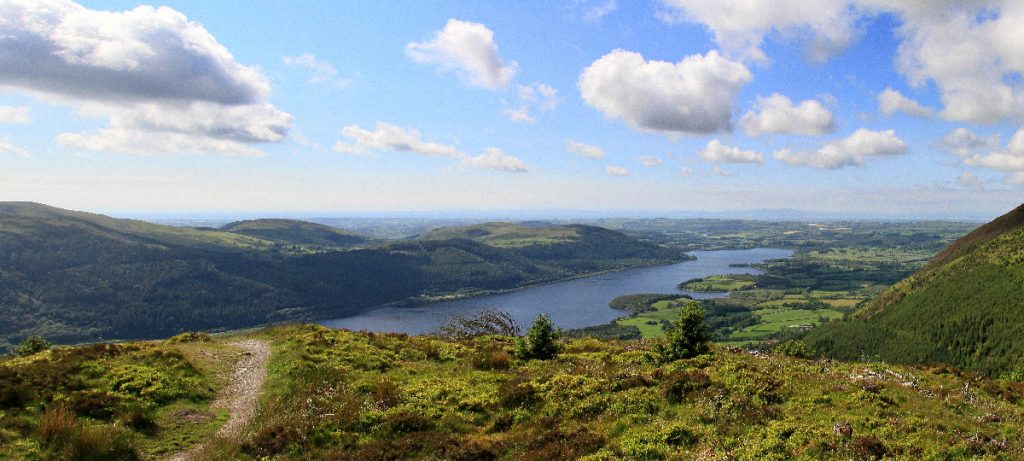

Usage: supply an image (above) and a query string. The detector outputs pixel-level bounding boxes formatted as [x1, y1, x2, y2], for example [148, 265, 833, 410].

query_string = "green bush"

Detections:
[658, 302, 710, 362]
[14, 336, 51, 357]
[775, 340, 814, 359]
[514, 314, 560, 360]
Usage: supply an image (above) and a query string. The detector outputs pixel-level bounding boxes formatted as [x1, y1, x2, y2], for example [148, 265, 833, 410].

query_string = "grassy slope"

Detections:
[0, 334, 240, 460]
[194, 325, 1024, 460]
[220, 219, 367, 247]
[807, 204, 1024, 376]
[419, 222, 580, 247]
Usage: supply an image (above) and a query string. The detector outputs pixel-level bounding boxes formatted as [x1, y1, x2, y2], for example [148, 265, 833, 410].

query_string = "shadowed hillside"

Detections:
[221, 219, 368, 247]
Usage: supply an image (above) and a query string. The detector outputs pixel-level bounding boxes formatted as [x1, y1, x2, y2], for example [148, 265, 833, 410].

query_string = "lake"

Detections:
[321, 248, 793, 335]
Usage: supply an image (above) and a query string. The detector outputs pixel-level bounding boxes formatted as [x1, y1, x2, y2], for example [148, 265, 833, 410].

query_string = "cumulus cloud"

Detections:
[741, 93, 835, 136]
[0, 0, 291, 155]
[679, 166, 694, 177]
[464, 147, 529, 172]
[773, 128, 907, 169]
[937, 127, 1000, 158]
[606, 165, 629, 176]
[877, 1, 1024, 123]
[658, 0, 861, 62]
[958, 171, 984, 190]
[0, 136, 28, 157]
[639, 155, 663, 167]
[699, 140, 764, 164]
[564, 139, 605, 159]
[0, 106, 31, 124]
[878, 87, 933, 118]
[334, 122, 528, 173]
[284, 53, 350, 88]
[406, 19, 517, 90]
[504, 83, 558, 123]
[954, 128, 1024, 181]
[579, 49, 751, 135]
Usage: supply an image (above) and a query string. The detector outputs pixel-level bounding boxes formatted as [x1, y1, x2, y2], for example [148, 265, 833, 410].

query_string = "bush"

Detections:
[437, 309, 521, 340]
[658, 302, 710, 362]
[166, 332, 213, 343]
[775, 340, 814, 359]
[514, 314, 560, 360]
[14, 335, 52, 356]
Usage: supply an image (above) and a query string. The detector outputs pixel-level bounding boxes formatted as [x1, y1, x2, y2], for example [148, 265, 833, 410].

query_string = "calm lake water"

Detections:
[321, 248, 793, 335]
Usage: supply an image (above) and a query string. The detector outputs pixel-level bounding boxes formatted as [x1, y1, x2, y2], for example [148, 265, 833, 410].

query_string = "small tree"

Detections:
[14, 335, 52, 357]
[436, 309, 522, 340]
[775, 339, 813, 359]
[515, 314, 560, 360]
[659, 301, 710, 362]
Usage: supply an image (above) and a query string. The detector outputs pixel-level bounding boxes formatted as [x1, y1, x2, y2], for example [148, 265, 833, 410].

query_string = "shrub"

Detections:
[14, 335, 52, 356]
[514, 314, 560, 360]
[383, 410, 434, 435]
[374, 378, 403, 410]
[498, 376, 538, 409]
[166, 332, 213, 343]
[775, 340, 814, 359]
[437, 309, 521, 340]
[661, 369, 711, 403]
[658, 302, 710, 362]
[470, 350, 512, 370]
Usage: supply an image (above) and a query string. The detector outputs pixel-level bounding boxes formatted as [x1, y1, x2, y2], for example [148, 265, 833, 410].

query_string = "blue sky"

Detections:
[1, 0, 1023, 218]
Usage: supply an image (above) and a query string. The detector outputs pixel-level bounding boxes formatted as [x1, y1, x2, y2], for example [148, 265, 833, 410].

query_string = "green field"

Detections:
[678, 274, 757, 292]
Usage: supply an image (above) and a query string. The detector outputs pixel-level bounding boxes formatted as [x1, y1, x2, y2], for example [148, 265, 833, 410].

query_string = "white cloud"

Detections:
[699, 140, 764, 164]
[406, 19, 517, 90]
[773, 128, 907, 169]
[938, 127, 1000, 158]
[464, 147, 529, 172]
[679, 166, 694, 177]
[606, 165, 629, 176]
[284, 53, 349, 88]
[639, 155, 663, 167]
[0, 136, 29, 157]
[958, 171, 983, 190]
[741, 93, 835, 136]
[334, 122, 529, 173]
[0, 106, 31, 124]
[579, 49, 751, 135]
[0, 0, 291, 155]
[564, 139, 605, 159]
[580, 0, 618, 21]
[658, 0, 861, 62]
[504, 83, 558, 123]
[960, 128, 1024, 173]
[878, 87, 933, 118]
[877, 1, 1024, 123]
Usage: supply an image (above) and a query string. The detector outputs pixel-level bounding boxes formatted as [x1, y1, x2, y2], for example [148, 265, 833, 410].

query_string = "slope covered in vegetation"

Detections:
[0, 203, 682, 350]
[806, 204, 1024, 377]
[220, 219, 368, 248]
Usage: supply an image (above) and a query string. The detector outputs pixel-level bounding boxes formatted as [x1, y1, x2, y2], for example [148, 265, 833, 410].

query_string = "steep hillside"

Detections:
[221, 219, 367, 247]
[0, 203, 683, 350]
[806, 204, 1024, 376]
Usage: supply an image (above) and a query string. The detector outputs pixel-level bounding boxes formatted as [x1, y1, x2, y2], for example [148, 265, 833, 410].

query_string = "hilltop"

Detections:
[220, 219, 368, 247]
[2, 326, 1022, 460]
[0, 203, 683, 350]
[806, 204, 1024, 376]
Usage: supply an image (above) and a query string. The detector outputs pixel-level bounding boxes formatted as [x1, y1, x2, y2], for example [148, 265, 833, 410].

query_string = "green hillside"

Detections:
[3, 326, 1022, 460]
[0, 203, 682, 351]
[420, 222, 581, 247]
[220, 219, 367, 247]
[806, 204, 1024, 376]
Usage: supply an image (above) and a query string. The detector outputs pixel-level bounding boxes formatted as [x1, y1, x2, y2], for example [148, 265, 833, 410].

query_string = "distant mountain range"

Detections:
[0, 202, 683, 350]
[807, 203, 1024, 376]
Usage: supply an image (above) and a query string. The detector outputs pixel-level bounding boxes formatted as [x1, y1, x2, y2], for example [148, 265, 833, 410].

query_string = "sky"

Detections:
[1, 0, 1024, 219]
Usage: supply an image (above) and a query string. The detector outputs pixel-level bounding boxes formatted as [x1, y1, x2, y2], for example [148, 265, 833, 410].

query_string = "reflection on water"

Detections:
[321, 248, 793, 335]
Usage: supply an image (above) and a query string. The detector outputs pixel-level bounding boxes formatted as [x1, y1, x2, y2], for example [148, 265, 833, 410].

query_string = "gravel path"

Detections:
[164, 339, 270, 461]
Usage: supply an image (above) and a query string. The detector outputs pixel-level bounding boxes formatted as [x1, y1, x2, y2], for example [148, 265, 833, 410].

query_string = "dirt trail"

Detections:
[164, 339, 269, 461]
